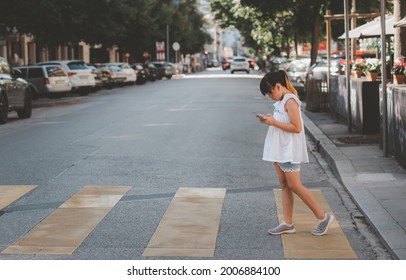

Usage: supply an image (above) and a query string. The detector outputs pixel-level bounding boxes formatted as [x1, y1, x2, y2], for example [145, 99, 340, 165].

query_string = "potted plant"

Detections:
[364, 58, 381, 81]
[351, 58, 365, 78]
[391, 56, 406, 84]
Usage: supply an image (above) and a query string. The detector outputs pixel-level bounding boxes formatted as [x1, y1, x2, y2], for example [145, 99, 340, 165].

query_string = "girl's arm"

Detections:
[260, 99, 302, 133]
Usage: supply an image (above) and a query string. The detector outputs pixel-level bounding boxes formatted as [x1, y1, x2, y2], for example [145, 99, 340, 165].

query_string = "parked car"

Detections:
[230, 57, 250, 74]
[285, 59, 311, 99]
[104, 62, 137, 85]
[105, 65, 127, 86]
[35, 60, 95, 95]
[306, 57, 341, 80]
[131, 64, 148, 85]
[0, 57, 32, 124]
[145, 63, 159, 81]
[307, 51, 377, 81]
[151, 61, 176, 79]
[269, 56, 290, 72]
[16, 65, 72, 99]
[92, 64, 115, 89]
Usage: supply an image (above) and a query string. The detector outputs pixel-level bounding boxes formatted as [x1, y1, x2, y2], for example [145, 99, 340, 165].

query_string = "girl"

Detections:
[257, 70, 334, 236]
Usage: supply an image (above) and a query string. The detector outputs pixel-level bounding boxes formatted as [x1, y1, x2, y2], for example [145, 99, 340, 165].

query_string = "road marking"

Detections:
[274, 189, 357, 259]
[0, 185, 37, 210]
[2, 185, 130, 255]
[143, 187, 226, 257]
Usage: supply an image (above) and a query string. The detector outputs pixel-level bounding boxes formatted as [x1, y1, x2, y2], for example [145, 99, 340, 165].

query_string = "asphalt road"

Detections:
[0, 68, 391, 260]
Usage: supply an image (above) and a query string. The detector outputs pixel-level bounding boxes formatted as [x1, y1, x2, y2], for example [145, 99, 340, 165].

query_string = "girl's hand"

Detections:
[262, 114, 275, 126]
[257, 114, 275, 125]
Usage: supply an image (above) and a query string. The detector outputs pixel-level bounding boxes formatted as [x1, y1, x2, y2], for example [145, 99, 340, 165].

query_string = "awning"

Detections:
[394, 17, 406, 27]
[338, 15, 394, 39]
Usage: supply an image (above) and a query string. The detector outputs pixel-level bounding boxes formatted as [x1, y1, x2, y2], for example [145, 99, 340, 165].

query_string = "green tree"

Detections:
[211, 0, 387, 65]
[0, 0, 212, 62]
[171, 1, 213, 55]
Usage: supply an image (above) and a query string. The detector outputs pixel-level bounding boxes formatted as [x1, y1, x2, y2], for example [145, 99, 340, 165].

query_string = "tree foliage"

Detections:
[0, 0, 211, 61]
[211, 0, 389, 64]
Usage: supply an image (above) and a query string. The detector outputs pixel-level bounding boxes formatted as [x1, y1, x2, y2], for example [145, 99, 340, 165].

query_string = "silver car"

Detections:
[286, 59, 311, 99]
[104, 63, 137, 85]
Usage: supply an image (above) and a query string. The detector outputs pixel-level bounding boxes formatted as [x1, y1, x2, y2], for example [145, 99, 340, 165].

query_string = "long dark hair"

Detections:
[260, 70, 298, 97]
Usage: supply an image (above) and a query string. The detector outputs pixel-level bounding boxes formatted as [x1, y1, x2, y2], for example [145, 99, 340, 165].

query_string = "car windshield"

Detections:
[234, 58, 246, 62]
[67, 62, 88, 70]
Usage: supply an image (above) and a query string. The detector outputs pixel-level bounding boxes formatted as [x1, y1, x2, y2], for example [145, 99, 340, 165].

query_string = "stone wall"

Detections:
[383, 86, 406, 166]
[328, 75, 380, 134]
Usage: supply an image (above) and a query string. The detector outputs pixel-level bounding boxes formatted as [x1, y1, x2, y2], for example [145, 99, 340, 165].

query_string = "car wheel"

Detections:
[247, 70, 250, 74]
[167, 75, 172, 80]
[0, 91, 8, 124]
[17, 89, 32, 119]
[231, 71, 234, 74]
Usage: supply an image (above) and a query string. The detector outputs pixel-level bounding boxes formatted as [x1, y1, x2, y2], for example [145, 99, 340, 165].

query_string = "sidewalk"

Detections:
[303, 109, 406, 260]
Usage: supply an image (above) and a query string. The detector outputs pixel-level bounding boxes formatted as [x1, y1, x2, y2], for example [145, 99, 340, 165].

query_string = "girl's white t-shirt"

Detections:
[262, 93, 309, 164]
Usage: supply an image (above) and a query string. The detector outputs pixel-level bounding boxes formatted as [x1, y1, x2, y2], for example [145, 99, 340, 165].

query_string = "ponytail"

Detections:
[282, 71, 298, 97]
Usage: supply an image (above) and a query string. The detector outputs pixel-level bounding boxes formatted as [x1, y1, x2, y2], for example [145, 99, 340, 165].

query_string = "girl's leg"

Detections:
[283, 170, 325, 220]
[274, 163, 294, 224]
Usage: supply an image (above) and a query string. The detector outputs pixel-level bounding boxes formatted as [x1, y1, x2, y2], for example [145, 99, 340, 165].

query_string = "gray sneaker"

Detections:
[311, 213, 334, 236]
[268, 222, 295, 235]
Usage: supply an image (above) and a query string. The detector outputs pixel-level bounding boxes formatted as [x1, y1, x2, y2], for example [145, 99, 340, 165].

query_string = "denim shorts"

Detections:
[277, 162, 301, 173]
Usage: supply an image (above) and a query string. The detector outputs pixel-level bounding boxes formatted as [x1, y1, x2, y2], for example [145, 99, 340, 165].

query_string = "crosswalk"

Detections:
[0, 185, 357, 259]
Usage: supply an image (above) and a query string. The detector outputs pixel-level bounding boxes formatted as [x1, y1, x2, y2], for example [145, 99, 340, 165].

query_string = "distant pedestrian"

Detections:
[257, 70, 334, 236]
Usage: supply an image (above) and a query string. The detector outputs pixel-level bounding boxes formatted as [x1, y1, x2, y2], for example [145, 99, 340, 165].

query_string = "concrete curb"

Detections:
[32, 97, 83, 109]
[303, 112, 406, 260]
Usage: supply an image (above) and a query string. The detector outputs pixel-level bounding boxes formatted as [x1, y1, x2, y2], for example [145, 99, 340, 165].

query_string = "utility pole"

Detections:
[381, 0, 388, 157]
[344, 0, 352, 132]
[351, 0, 357, 61]
[166, 25, 170, 62]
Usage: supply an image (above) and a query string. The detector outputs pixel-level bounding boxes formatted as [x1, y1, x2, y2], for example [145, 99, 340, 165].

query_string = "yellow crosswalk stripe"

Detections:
[2, 185, 130, 255]
[274, 189, 357, 259]
[143, 187, 226, 257]
[0, 185, 37, 210]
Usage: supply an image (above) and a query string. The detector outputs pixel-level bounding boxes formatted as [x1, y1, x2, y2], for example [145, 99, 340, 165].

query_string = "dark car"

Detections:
[145, 63, 159, 81]
[222, 59, 231, 70]
[131, 64, 148, 85]
[247, 59, 256, 70]
[0, 57, 32, 124]
[151, 61, 176, 79]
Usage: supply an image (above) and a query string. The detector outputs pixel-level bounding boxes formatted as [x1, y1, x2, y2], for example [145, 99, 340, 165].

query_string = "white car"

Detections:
[17, 65, 72, 98]
[230, 57, 250, 74]
[36, 60, 95, 95]
[104, 63, 137, 85]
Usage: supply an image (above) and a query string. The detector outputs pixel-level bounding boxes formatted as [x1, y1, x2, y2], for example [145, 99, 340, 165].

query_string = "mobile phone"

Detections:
[256, 114, 265, 119]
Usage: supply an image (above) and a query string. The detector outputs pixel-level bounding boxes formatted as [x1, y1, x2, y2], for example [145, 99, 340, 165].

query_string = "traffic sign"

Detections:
[172, 42, 180, 51]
